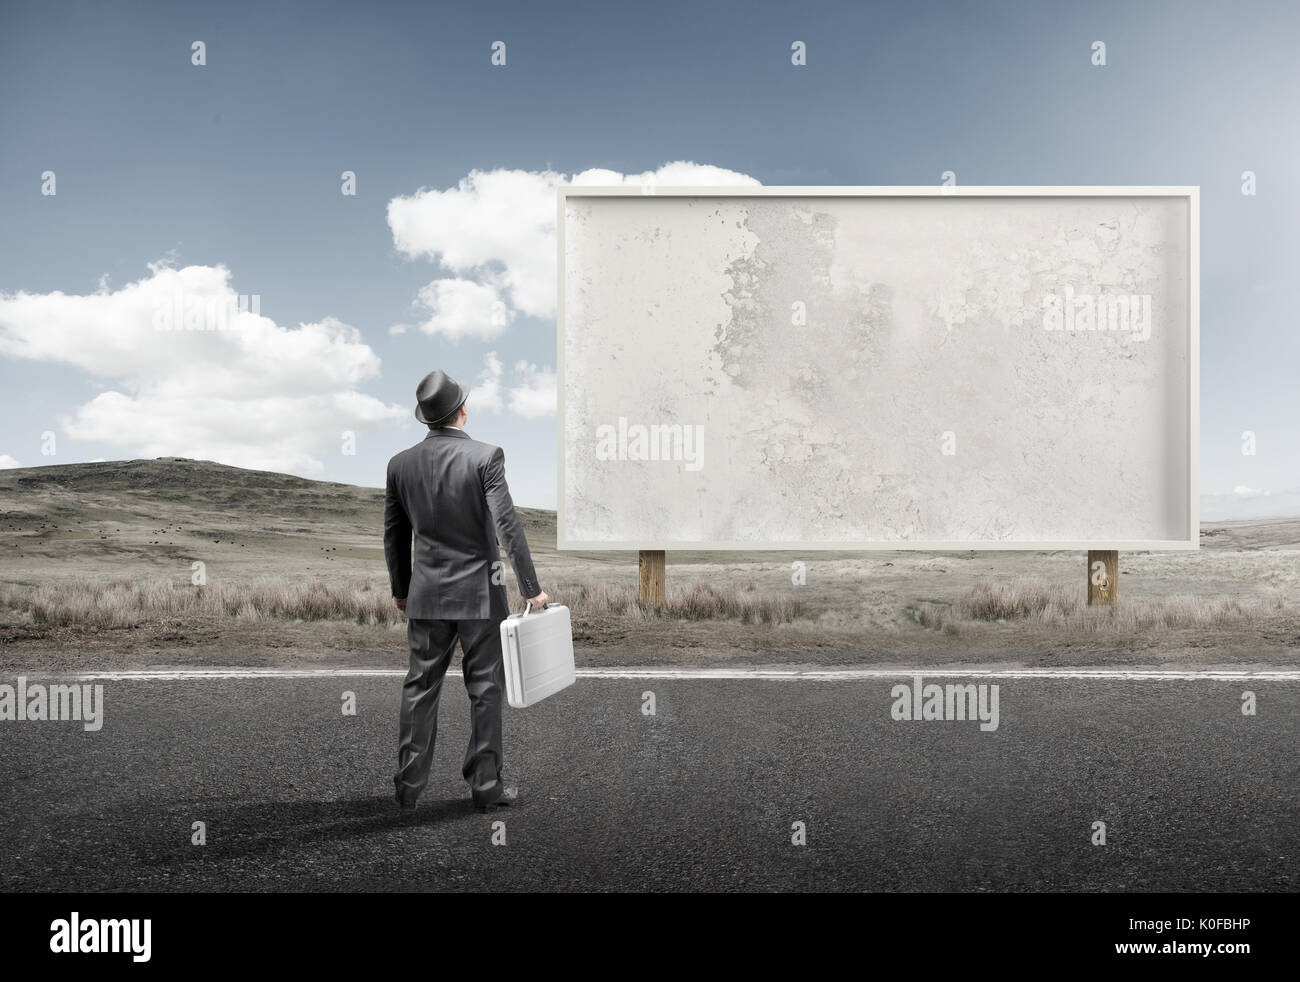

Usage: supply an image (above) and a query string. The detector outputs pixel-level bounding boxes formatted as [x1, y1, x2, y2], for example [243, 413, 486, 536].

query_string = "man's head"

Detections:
[414, 369, 468, 427]
[437, 403, 468, 429]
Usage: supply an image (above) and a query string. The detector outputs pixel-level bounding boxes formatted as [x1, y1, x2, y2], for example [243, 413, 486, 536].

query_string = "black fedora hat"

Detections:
[414, 369, 469, 425]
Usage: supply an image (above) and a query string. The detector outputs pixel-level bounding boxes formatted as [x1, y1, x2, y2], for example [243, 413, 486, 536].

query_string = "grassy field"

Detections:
[2, 458, 1298, 669]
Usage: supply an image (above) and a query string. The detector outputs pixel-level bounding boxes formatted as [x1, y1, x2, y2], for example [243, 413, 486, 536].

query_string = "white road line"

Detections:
[45, 666, 1300, 682]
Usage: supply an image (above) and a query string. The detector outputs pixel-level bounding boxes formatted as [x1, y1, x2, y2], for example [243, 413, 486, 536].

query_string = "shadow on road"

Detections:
[103, 794, 474, 871]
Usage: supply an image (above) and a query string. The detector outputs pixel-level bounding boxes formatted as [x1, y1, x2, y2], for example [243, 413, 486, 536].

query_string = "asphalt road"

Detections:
[1, 669, 1296, 891]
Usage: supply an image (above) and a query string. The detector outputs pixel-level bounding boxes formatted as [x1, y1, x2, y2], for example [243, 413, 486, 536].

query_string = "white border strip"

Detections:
[47, 667, 1300, 682]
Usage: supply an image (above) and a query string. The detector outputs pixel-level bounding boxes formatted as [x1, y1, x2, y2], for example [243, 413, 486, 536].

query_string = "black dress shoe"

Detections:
[473, 782, 519, 813]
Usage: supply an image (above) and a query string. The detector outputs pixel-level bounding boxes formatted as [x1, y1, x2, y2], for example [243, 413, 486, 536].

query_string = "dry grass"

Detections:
[0, 575, 805, 630]
[553, 578, 803, 624]
[912, 577, 1256, 635]
[0, 573, 1268, 638]
[0, 577, 404, 629]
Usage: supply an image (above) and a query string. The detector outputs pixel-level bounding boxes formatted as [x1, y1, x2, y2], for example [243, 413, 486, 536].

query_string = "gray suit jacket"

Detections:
[384, 427, 541, 620]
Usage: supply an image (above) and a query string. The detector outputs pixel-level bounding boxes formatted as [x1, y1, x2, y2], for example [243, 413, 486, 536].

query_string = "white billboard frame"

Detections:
[557, 186, 1199, 552]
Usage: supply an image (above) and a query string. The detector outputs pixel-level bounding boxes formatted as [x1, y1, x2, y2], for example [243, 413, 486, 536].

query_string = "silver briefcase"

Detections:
[499, 602, 576, 708]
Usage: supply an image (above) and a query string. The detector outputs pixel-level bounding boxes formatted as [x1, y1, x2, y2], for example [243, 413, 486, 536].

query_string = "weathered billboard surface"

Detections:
[558, 188, 1198, 550]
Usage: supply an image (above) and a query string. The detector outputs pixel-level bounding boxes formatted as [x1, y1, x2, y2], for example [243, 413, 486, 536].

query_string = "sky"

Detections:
[0, 0, 1296, 517]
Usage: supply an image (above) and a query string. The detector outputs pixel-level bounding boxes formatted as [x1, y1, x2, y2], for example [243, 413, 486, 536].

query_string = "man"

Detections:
[384, 369, 547, 813]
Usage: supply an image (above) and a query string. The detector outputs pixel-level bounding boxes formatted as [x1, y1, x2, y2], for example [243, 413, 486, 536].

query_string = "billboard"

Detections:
[558, 187, 1198, 550]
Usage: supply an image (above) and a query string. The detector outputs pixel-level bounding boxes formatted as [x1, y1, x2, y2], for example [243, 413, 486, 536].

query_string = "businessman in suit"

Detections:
[384, 369, 547, 813]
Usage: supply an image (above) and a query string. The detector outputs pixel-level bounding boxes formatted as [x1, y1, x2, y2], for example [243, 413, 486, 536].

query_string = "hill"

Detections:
[0, 457, 556, 582]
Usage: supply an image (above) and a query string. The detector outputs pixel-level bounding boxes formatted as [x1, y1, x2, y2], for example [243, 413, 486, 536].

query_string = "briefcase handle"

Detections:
[520, 600, 552, 617]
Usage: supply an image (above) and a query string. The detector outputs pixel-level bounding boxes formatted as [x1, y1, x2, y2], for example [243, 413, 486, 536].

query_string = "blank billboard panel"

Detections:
[558, 187, 1198, 550]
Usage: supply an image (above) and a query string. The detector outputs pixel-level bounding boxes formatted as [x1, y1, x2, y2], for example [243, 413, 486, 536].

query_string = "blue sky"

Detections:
[0, 0, 1296, 515]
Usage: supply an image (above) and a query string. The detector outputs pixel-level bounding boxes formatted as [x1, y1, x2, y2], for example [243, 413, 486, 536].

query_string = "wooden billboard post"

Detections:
[639, 550, 666, 607]
[1087, 550, 1118, 606]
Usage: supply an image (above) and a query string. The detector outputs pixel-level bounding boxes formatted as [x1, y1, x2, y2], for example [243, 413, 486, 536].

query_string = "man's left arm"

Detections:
[481, 446, 542, 602]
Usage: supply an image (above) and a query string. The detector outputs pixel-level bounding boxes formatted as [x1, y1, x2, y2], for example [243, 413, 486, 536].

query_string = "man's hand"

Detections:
[527, 591, 548, 610]
[394, 597, 407, 613]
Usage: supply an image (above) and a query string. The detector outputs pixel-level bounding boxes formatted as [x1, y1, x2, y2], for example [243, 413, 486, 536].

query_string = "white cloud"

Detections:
[569, 161, 763, 191]
[389, 168, 562, 321]
[387, 160, 760, 335]
[468, 351, 556, 419]
[470, 351, 505, 414]
[1232, 485, 1271, 498]
[0, 263, 406, 476]
[506, 360, 557, 418]
[0, 454, 22, 469]
[400, 277, 512, 341]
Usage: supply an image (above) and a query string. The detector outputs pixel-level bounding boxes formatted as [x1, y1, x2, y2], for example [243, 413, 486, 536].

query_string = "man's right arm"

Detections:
[383, 465, 412, 603]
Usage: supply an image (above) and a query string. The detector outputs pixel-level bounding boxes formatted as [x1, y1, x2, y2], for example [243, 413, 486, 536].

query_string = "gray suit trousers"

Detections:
[393, 601, 507, 803]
